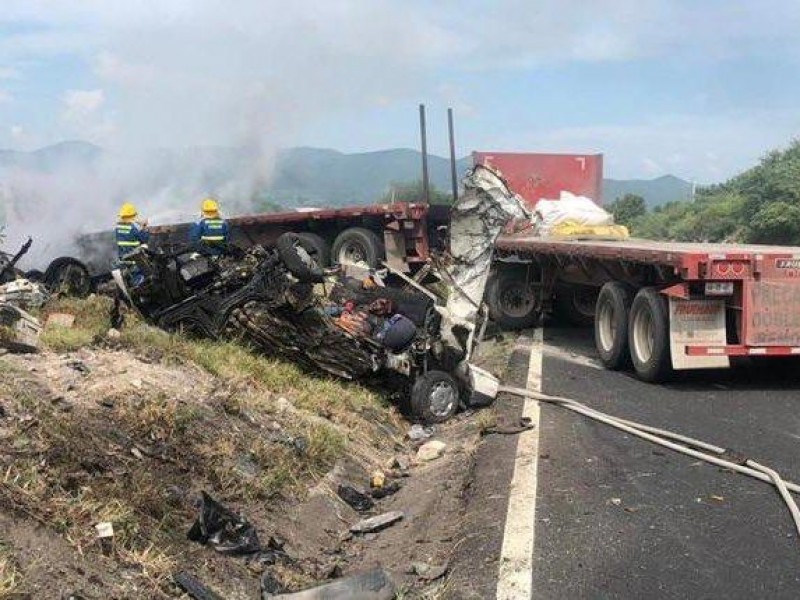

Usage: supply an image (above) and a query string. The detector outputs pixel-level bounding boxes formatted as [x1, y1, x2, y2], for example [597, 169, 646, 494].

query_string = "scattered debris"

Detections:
[371, 481, 401, 500]
[387, 455, 410, 472]
[710, 495, 725, 503]
[0, 278, 50, 310]
[0, 303, 41, 353]
[410, 561, 449, 581]
[337, 484, 374, 513]
[106, 327, 121, 341]
[417, 440, 447, 462]
[94, 522, 114, 539]
[370, 470, 386, 490]
[174, 571, 226, 600]
[350, 511, 404, 534]
[261, 571, 285, 597]
[187, 491, 261, 555]
[408, 424, 434, 441]
[65, 359, 90, 375]
[481, 416, 536, 436]
[130, 447, 143, 460]
[610, 498, 623, 506]
[263, 567, 396, 600]
[46, 312, 76, 328]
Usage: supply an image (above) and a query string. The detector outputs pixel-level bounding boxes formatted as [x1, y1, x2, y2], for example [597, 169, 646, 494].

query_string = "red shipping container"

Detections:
[472, 152, 604, 209]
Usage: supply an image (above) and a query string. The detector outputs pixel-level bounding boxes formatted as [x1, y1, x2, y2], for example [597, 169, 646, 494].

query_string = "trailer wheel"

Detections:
[332, 227, 384, 268]
[44, 257, 92, 297]
[628, 287, 672, 382]
[594, 282, 634, 370]
[554, 285, 598, 327]
[486, 268, 539, 330]
[295, 232, 330, 267]
[276, 233, 325, 283]
[410, 370, 460, 424]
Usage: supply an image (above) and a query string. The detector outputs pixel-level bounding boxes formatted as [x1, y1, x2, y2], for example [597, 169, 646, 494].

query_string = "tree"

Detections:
[607, 193, 646, 226]
[381, 180, 453, 205]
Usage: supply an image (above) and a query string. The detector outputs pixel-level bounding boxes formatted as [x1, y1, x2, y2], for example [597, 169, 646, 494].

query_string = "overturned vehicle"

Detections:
[114, 166, 528, 423]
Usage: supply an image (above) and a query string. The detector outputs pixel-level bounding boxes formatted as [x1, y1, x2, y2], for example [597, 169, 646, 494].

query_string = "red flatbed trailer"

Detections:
[492, 233, 800, 381]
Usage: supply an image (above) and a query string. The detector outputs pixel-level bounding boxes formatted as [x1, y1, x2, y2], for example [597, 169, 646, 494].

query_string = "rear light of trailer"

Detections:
[705, 282, 734, 296]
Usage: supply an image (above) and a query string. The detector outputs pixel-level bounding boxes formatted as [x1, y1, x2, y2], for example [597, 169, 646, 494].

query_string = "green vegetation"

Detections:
[619, 140, 800, 244]
[381, 179, 454, 205]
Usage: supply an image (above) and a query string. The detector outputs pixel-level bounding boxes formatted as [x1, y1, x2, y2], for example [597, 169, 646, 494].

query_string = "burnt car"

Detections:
[113, 234, 476, 423]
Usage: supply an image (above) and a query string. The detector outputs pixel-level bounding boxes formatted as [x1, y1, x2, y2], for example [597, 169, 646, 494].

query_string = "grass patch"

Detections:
[40, 295, 114, 352]
[0, 541, 22, 599]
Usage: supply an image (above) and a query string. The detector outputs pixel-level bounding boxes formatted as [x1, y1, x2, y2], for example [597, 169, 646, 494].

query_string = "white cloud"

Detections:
[0, 90, 12, 103]
[62, 89, 105, 121]
[490, 110, 800, 183]
[0, 67, 20, 80]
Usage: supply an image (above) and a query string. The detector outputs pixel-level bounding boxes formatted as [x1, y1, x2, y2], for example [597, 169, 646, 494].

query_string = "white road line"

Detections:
[496, 327, 543, 600]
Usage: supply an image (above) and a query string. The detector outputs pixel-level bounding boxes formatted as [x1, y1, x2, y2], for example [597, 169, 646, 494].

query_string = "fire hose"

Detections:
[497, 386, 800, 540]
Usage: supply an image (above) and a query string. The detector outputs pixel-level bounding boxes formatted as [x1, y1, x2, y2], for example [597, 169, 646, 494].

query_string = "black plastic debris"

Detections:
[261, 571, 285, 598]
[370, 481, 401, 500]
[173, 571, 225, 600]
[257, 536, 292, 567]
[187, 491, 261, 555]
[337, 484, 374, 512]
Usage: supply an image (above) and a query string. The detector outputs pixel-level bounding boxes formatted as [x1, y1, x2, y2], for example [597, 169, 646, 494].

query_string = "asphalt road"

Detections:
[448, 325, 800, 599]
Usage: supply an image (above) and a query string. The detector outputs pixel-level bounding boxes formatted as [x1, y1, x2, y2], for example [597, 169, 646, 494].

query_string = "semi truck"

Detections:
[59, 147, 800, 385]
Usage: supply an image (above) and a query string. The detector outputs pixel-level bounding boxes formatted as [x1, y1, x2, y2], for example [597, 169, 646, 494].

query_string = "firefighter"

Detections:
[115, 202, 149, 262]
[190, 198, 229, 256]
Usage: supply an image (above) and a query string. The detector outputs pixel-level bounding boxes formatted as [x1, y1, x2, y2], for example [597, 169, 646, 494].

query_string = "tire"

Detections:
[628, 287, 672, 382]
[331, 227, 384, 269]
[295, 232, 330, 267]
[44, 257, 92, 297]
[485, 268, 539, 330]
[594, 282, 634, 370]
[554, 285, 598, 327]
[410, 370, 460, 424]
[276, 233, 325, 283]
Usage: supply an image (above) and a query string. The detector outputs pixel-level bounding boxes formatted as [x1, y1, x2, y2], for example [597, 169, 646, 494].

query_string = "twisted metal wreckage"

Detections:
[114, 166, 530, 423]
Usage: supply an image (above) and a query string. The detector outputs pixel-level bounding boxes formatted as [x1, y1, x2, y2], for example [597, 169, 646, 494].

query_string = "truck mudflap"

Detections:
[668, 297, 729, 370]
[743, 280, 800, 346]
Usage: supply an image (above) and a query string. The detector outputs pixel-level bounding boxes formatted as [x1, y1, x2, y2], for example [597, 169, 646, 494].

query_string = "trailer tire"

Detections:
[554, 285, 597, 327]
[485, 268, 539, 330]
[628, 287, 672, 382]
[595, 282, 634, 370]
[331, 227, 384, 269]
[44, 257, 92, 297]
[276, 233, 325, 283]
[295, 232, 330, 268]
[410, 370, 460, 424]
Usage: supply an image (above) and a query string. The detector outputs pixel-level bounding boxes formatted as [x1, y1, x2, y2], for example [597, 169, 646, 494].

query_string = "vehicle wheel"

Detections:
[44, 257, 92, 297]
[410, 370, 460, 424]
[594, 282, 634, 370]
[485, 268, 540, 330]
[25, 269, 45, 283]
[276, 233, 325, 283]
[554, 285, 598, 327]
[295, 232, 330, 267]
[331, 227, 384, 268]
[628, 287, 672, 382]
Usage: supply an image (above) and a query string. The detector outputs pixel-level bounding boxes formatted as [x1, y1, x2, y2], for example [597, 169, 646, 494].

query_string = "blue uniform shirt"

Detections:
[115, 221, 149, 260]
[190, 217, 229, 255]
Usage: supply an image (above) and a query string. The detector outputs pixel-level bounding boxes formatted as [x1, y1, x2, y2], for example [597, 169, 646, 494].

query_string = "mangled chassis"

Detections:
[115, 244, 459, 423]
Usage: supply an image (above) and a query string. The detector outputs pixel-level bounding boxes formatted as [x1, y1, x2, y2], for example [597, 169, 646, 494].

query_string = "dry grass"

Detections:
[0, 542, 22, 600]
[3, 295, 407, 595]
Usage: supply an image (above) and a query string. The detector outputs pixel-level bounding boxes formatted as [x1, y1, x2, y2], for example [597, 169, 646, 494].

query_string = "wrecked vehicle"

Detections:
[114, 166, 524, 422]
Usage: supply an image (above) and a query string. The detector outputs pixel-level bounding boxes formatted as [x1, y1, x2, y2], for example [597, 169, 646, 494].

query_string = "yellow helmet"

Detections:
[201, 198, 219, 216]
[119, 202, 137, 219]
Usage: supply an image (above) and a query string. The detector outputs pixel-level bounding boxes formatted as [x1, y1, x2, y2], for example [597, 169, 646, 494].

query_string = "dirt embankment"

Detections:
[0, 297, 509, 599]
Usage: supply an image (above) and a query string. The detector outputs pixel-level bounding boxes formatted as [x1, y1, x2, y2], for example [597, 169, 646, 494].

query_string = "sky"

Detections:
[2, 0, 800, 183]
